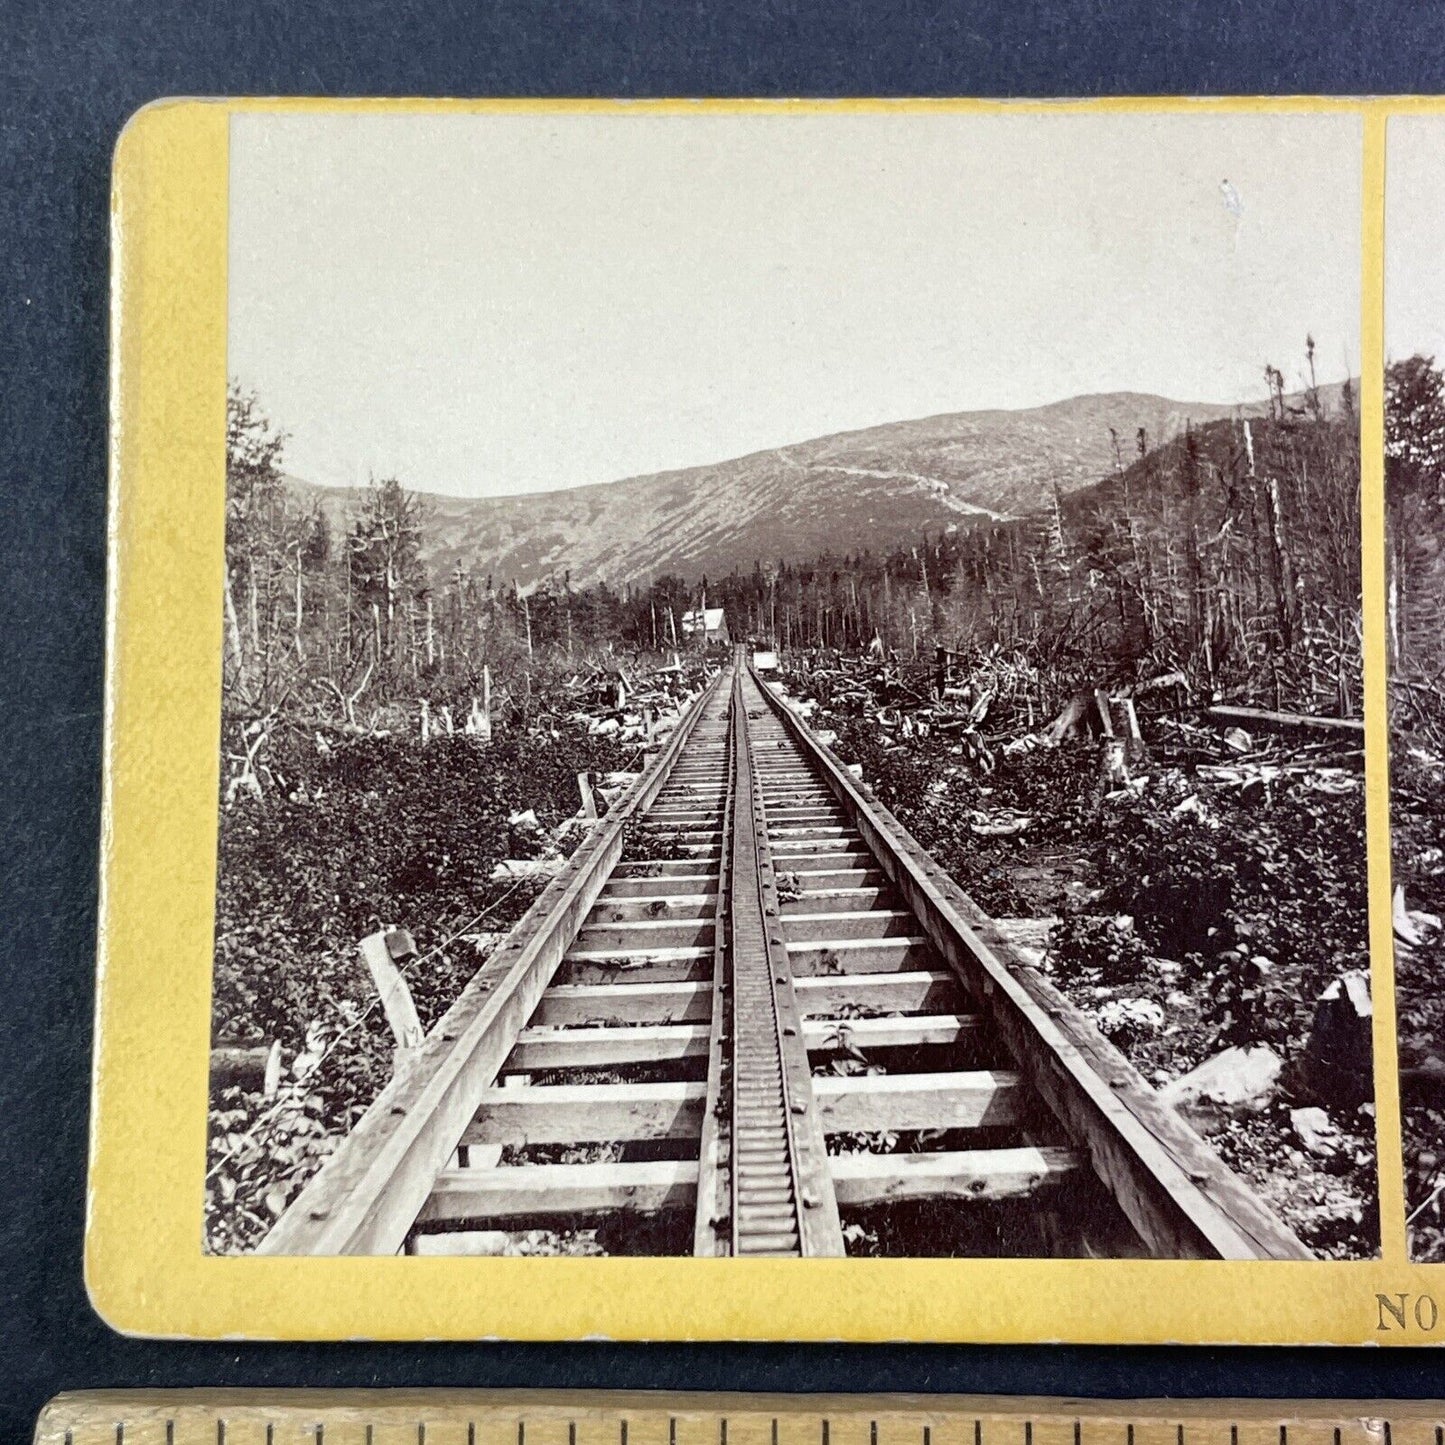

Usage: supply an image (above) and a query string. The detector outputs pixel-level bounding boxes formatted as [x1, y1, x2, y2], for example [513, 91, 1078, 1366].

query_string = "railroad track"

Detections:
[262, 650, 1311, 1260]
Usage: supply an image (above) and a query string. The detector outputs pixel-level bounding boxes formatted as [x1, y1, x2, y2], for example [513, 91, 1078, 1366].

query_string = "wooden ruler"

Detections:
[31, 1395, 1445, 1445]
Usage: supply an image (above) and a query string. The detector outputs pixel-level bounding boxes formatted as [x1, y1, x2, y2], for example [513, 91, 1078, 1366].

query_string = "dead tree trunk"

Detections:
[224, 567, 248, 691]
[293, 545, 305, 661]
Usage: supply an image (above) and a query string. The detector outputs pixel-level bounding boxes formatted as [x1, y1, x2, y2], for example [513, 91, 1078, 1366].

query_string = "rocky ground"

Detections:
[783, 661, 1379, 1259]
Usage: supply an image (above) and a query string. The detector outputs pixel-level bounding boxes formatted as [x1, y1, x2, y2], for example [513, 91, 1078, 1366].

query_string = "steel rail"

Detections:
[261, 667, 729, 1256]
[748, 659, 1312, 1261]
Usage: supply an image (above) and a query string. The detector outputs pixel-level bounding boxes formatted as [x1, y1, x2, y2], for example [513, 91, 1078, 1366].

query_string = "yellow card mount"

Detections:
[96, 96, 1445, 1344]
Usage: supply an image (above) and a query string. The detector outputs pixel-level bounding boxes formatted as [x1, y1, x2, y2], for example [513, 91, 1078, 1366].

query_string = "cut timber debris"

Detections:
[359, 927, 425, 1071]
[1206, 704, 1364, 738]
[1046, 688, 1142, 745]
[1195, 760, 1361, 798]
[210, 1041, 283, 1094]
[557, 661, 705, 747]
[576, 771, 597, 821]
[1394, 884, 1442, 949]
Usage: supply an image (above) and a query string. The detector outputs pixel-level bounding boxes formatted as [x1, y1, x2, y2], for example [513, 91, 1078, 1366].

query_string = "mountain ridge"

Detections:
[291, 385, 1345, 589]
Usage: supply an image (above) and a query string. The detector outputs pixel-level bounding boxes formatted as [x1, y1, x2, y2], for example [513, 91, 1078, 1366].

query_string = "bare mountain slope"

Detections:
[297, 389, 1334, 589]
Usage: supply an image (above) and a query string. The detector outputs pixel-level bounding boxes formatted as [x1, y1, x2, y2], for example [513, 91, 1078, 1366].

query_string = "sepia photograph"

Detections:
[1385, 114, 1445, 1263]
[205, 108, 1378, 1261]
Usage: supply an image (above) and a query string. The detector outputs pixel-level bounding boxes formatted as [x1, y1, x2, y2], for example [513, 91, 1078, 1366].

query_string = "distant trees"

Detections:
[224, 388, 472, 716]
[347, 477, 430, 672]
[697, 359, 1361, 717]
[224, 385, 325, 703]
[225, 345, 1363, 725]
[220, 386, 686, 725]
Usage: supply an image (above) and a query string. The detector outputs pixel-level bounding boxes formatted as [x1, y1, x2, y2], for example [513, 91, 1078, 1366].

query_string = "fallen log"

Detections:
[210, 1041, 282, 1093]
[1206, 704, 1364, 738]
[1131, 670, 1189, 697]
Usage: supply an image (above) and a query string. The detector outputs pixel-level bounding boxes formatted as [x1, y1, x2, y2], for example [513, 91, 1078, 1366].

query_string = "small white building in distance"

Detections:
[680, 606, 730, 646]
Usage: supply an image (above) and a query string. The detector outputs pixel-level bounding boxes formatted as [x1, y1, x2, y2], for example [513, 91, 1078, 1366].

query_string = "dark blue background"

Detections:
[5, 3, 1445, 1442]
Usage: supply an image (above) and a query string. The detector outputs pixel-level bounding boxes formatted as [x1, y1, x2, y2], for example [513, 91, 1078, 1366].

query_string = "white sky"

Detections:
[229, 109, 1362, 499]
[1388, 115, 1445, 363]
